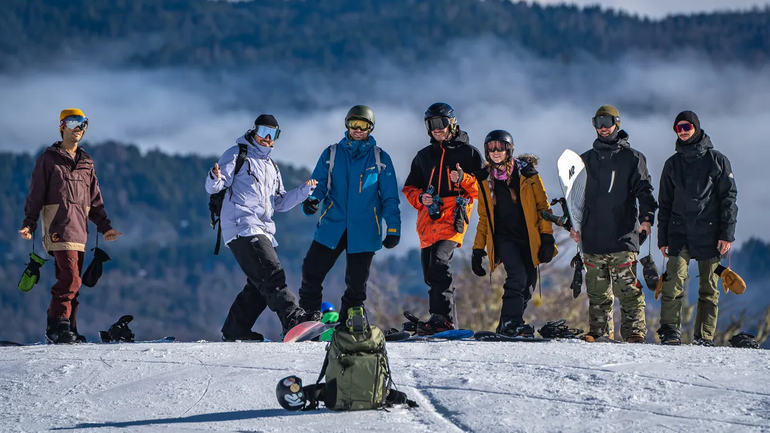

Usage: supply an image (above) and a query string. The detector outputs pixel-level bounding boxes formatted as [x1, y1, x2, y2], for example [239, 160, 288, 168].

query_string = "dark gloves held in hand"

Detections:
[382, 234, 400, 249]
[537, 233, 555, 264]
[302, 197, 320, 215]
[471, 249, 487, 277]
[82, 247, 111, 288]
[454, 196, 470, 233]
[639, 254, 660, 291]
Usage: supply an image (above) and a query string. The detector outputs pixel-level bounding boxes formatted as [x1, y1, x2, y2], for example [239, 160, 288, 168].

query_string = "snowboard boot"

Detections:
[626, 335, 646, 344]
[282, 308, 314, 335]
[581, 331, 614, 343]
[70, 325, 87, 343]
[658, 327, 681, 346]
[416, 314, 454, 336]
[692, 337, 714, 347]
[497, 321, 535, 338]
[222, 331, 264, 342]
[46, 318, 78, 344]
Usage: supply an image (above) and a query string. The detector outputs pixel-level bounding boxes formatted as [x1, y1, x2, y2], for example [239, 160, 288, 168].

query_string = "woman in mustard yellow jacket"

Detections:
[471, 130, 557, 337]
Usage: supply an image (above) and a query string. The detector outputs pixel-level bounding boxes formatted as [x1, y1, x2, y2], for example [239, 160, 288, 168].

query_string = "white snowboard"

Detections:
[556, 149, 587, 237]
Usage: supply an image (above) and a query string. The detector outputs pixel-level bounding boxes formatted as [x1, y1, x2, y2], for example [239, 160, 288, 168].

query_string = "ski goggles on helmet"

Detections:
[486, 141, 510, 153]
[591, 115, 617, 129]
[60, 115, 88, 131]
[255, 125, 280, 140]
[346, 118, 373, 131]
[674, 123, 695, 133]
[424, 116, 451, 131]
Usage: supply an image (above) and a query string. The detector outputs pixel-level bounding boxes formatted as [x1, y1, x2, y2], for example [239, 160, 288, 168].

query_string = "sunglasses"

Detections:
[592, 115, 617, 130]
[255, 125, 280, 140]
[61, 116, 88, 131]
[424, 117, 451, 131]
[346, 118, 373, 132]
[486, 142, 509, 153]
[674, 123, 695, 133]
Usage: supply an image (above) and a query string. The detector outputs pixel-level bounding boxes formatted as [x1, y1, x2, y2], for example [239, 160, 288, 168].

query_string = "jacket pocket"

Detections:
[67, 171, 89, 205]
[318, 201, 333, 227]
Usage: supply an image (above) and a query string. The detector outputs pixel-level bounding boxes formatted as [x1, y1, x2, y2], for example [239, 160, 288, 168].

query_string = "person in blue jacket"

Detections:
[298, 105, 401, 324]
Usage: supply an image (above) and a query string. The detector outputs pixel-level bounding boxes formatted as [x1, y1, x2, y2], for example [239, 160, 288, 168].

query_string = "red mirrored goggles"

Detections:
[674, 123, 695, 133]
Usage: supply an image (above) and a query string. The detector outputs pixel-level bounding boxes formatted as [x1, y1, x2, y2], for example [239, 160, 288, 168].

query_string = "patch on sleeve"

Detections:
[728, 173, 734, 178]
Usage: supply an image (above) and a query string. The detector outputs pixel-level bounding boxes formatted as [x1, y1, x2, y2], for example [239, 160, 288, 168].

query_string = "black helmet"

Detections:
[424, 102, 455, 120]
[345, 105, 375, 131]
[424, 102, 458, 136]
[483, 129, 514, 161]
[276, 375, 306, 411]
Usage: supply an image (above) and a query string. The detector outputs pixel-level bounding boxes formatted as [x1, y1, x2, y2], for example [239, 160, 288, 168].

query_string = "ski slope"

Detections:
[1, 339, 768, 432]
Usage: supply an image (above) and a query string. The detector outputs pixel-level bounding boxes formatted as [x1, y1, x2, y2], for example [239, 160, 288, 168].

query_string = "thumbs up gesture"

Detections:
[450, 163, 464, 184]
[212, 163, 221, 180]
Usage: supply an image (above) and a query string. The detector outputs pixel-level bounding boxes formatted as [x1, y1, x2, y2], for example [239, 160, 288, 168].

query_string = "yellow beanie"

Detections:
[60, 108, 86, 131]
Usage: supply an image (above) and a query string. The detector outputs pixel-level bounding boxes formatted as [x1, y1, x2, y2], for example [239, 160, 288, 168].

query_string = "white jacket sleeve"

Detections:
[205, 148, 238, 194]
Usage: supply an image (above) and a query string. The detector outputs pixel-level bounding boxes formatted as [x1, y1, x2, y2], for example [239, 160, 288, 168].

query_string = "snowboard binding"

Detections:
[99, 315, 136, 343]
[402, 310, 421, 333]
[729, 331, 759, 349]
[541, 197, 573, 231]
[538, 319, 584, 339]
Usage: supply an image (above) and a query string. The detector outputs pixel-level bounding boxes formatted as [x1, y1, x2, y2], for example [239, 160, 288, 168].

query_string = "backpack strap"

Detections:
[269, 157, 282, 196]
[304, 352, 331, 410]
[326, 144, 337, 194]
[373, 146, 385, 173]
[213, 143, 249, 255]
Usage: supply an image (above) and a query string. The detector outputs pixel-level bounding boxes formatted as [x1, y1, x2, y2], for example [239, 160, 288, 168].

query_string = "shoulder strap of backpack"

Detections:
[304, 350, 331, 410]
[269, 157, 282, 196]
[374, 146, 385, 173]
[234, 143, 248, 176]
[326, 144, 337, 193]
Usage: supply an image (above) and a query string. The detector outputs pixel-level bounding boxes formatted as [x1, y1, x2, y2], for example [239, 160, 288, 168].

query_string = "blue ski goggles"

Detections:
[424, 116, 452, 131]
[255, 125, 280, 140]
[60, 115, 89, 131]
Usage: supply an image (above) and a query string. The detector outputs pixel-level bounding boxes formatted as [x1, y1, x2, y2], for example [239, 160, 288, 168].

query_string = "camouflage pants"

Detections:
[659, 246, 720, 340]
[584, 251, 646, 341]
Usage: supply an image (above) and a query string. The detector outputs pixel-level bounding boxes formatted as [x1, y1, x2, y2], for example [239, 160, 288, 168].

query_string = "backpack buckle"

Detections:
[346, 306, 368, 334]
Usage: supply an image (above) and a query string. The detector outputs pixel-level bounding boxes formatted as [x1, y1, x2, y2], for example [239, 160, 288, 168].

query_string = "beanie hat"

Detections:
[254, 114, 279, 129]
[673, 110, 700, 132]
[594, 105, 620, 127]
[59, 108, 86, 131]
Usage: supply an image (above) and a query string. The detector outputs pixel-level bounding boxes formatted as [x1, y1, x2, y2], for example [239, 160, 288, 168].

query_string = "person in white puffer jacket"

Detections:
[205, 114, 317, 340]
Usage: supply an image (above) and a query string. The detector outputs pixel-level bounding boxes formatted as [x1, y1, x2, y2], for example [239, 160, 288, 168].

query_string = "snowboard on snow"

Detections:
[399, 310, 474, 341]
[0, 336, 176, 346]
[283, 321, 337, 343]
[473, 331, 552, 342]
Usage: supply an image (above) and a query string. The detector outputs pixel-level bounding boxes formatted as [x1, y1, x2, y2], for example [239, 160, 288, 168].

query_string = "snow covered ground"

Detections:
[1, 339, 769, 432]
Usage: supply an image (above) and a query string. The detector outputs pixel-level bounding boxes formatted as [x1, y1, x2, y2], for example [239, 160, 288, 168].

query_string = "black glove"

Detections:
[382, 234, 400, 249]
[473, 168, 489, 182]
[537, 233, 555, 264]
[471, 249, 487, 277]
[82, 247, 111, 288]
[302, 197, 320, 215]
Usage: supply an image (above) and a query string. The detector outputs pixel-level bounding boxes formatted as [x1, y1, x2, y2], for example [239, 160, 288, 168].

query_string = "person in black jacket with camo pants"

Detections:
[657, 111, 738, 346]
[571, 105, 658, 343]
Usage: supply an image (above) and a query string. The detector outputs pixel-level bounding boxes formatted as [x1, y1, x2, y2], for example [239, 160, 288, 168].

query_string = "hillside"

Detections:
[3, 0, 770, 73]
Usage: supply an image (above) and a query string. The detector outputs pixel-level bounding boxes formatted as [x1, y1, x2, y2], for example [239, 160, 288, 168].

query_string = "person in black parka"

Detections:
[657, 110, 738, 346]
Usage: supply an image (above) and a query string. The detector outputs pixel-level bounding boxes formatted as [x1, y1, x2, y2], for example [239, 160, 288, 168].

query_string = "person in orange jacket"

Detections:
[471, 130, 557, 337]
[402, 102, 483, 334]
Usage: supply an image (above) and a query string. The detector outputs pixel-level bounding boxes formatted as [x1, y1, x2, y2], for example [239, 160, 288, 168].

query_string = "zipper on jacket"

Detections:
[608, 170, 616, 193]
[318, 202, 333, 226]
[447, 167, 453, 191]
[359, 174, 363, 193]
[373, 207, 381, 235]
[437, 147, 446, 194]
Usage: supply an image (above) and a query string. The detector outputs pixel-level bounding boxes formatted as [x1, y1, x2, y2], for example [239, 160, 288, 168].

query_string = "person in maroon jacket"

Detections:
[19, 108, 122, 344]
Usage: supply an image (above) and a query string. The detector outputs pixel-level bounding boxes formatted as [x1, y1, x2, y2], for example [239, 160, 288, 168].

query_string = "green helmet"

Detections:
[345, 105, 375, 131]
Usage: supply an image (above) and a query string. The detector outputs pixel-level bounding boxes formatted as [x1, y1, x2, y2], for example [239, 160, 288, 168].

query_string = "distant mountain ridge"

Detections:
[3, 0, 770, 72]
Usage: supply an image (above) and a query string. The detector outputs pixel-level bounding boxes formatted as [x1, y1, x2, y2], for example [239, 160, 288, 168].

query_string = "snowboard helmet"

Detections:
[424, 102, 458, 137]
[320, 301, 335, 313]
[345, 105, 375, 132]
[483, 130, 514, 162]
[276, 375, 306, 411]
